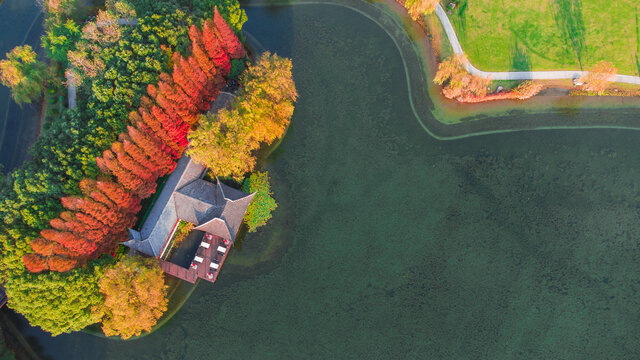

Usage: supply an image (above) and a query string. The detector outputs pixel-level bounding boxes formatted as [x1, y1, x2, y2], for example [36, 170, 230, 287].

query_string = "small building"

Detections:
[123, 91, 252, 284]
[123, 156, 254, 283]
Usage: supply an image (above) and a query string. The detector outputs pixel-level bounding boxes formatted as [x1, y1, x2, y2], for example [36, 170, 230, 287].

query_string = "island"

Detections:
[0, 0, 639, 358]
[0, 0, 296, 341]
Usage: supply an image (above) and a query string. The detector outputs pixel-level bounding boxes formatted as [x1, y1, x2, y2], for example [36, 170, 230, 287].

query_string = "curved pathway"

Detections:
[434, 4, 640, 85]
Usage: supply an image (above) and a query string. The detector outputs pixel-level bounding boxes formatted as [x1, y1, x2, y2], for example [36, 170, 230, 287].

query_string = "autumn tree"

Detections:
[242, 171, 277, 232]
[189, 25, 216, 76]
[67, 41, 104, 79]
[579, 61, 617, 95]
[95, 179, 142, 213]
[0, 45, 47, 105]
[202, 19, 231, 75]
[512, 81, 544, 100]
[239, 52, 298, 145]
[125, 126, 177, 171]
[187, 52, 296, 179]
[433, 56, 491, 100]
[82, 9, 122, 45]
[402, 0, 439, 20]
[98, 256, 168, 339]
[37, 0, 75, 17]
[187, 110, 257, 179]
[23, 254, 50, 273]
[48, 255, 80, 272]
[213, 7, 245, 59]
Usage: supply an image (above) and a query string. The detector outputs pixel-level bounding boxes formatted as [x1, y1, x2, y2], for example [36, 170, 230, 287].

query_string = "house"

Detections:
[122, 155, 254, 283]
[123, 92, 254, 283]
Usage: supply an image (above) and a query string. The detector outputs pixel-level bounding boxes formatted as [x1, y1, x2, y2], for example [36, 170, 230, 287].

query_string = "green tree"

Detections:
[4, 258, 110, 336]
[42, 19, 81, 64]
[0, 46, 47, 105]
[98, 256, 167, 339]
[0, 0, 247, 335]
[242, 171, 277, 232]
[126, 0, 247, 32]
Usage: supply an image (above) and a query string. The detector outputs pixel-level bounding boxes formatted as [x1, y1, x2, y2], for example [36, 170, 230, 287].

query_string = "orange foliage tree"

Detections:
[402, 0, 439, 20]
[213, 7, 245, 59]
[579, 61, 617, 94]
[98, 256, 168, 339]
[433, 56, 491, 100]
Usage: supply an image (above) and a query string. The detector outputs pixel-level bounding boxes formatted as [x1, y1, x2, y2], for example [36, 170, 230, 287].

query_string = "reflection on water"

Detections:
[0, 0, 43, 173]
[13, 3, 640, 359]
[168, 230, 205, 268]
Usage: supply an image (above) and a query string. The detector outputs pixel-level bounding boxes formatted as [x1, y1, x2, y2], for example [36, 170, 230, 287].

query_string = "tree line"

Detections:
[1, 0, 296, 338]
[23, 7, 246, 272]
[0, 0, 248, 336]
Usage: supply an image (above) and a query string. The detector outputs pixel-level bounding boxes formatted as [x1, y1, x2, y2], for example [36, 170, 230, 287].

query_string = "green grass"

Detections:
[448, 0, 640, 75]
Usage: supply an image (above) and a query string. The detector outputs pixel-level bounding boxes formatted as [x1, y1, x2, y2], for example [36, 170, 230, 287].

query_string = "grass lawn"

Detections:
[447, 0, 640, 75]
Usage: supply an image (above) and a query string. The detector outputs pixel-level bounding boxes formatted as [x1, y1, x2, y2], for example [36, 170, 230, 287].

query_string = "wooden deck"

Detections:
[159, 233, 231, 284]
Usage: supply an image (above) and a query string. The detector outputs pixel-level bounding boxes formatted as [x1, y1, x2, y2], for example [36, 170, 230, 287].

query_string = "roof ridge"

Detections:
[194, 217, 232, 240]
[215, 177, 227, 200]
[215, 177, 255, 202]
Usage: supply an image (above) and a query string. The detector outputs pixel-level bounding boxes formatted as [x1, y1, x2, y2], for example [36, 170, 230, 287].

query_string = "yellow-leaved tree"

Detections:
[433, 56, 491, 99]
[578, 61, 617, 95]
[97, 256, 168, 339]
[403, 0, 439, 21]
[0, 45, 47, 105]
[187, 52, 297, 179]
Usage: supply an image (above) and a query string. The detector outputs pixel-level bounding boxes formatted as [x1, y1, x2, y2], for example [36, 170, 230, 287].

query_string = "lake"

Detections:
[9, 2, 640, 359]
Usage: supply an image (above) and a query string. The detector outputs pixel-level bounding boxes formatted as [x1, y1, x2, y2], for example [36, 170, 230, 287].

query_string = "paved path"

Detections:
[434, 4, 640, 85]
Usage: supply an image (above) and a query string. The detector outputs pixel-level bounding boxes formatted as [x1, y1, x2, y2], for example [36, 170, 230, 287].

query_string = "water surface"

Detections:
[12, 4, 640, 359]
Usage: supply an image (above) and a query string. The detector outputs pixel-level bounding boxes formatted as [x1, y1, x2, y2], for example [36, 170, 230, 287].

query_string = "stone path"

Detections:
[434, 4, 640, 85]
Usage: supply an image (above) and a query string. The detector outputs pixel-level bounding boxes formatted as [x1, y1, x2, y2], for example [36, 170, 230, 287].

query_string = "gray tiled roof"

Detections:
[122, 156, 206, 257]
[123, 93, 250, 257]
[195, 218, 231, 240]
[123, 160, 254, 257]
[173, 179, 254, 242]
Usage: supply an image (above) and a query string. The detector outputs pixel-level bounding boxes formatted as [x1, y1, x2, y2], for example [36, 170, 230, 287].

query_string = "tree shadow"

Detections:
[451, 0, 468, 38]
[511, 39, 531, 72]
[552, 0, 586, 69]
[635, 7, 640, 75]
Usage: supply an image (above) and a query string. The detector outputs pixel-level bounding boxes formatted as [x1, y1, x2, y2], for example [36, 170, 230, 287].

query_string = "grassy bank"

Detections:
[449, 0, 639, 75]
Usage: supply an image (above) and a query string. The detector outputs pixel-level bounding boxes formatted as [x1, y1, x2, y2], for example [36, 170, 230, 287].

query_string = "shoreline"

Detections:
[431, 3, 640, 85]
[242, 0, 640, 140]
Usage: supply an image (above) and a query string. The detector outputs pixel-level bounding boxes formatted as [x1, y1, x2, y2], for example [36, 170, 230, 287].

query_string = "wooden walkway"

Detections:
[159, 233, 231, 284]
